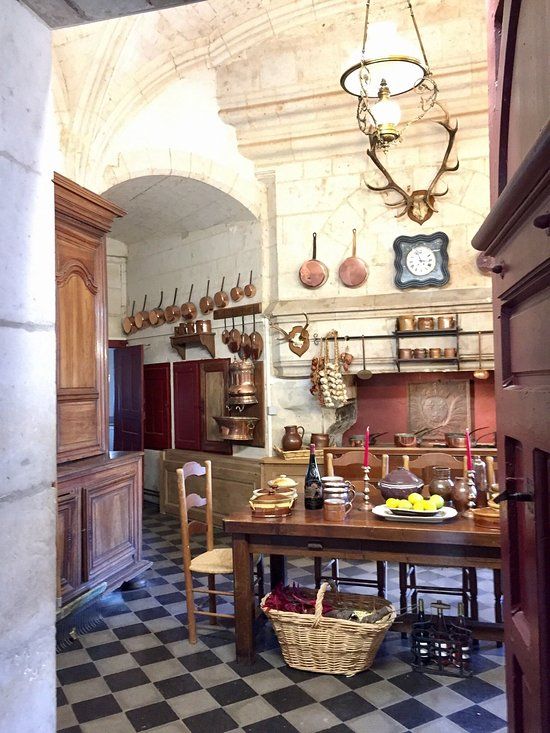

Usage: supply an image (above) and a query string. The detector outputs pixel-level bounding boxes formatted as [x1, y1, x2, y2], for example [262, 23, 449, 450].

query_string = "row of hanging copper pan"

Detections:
[122, 271, 257, 332]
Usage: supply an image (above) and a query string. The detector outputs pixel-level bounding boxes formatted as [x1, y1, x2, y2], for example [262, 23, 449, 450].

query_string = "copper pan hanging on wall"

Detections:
[338, 228, 368, 288]
[299, 232, 328, 289]
[180, 284, 196, 320]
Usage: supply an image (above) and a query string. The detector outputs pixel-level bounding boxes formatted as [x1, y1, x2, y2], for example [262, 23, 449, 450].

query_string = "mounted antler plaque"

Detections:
[366, 108, 459, 225]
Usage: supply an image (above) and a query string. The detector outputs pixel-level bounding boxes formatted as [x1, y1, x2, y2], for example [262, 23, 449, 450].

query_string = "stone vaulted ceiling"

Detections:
[20, 0, 203, 28]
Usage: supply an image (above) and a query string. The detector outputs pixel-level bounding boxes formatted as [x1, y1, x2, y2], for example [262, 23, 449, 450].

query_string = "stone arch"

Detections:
[99, 148, 264, 221]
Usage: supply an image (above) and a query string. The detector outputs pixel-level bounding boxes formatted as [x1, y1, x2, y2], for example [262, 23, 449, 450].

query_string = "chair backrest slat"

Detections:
[177, 460, 215, 556]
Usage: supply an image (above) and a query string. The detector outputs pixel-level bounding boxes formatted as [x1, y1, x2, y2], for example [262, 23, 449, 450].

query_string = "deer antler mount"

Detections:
[269, 314, 310, 357]
[366, 111, 459, 225]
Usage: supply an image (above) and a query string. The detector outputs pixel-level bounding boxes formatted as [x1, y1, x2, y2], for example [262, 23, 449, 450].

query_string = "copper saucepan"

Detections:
[122, 299, 137, 335]
[222, 318, 230, 345]
[244, 270, 256, 298]
[299, 232, 328, 289]
[228, 317, 241, 353]
[200, 280, 214, 314]
[214, 276, 229, 308]
[149, 292, 165, 326]
[230, 273, 244, 302]
[164, 288, 180, 323]
[240, 316, 252, 359]
[250, 313, 263, 360]
[445, 427, 490, 448]
[181, 284, 196, 321]
[338, 228, 369, 288]
[134, 295, 150, 330]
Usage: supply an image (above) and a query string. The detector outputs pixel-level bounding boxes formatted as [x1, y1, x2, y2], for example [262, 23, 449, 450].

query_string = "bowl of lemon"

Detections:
[385, 492, 445, 517]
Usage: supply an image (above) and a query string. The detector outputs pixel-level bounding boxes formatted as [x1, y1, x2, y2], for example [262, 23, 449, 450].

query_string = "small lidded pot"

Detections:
[266, 474, 298, 496]
[417, 316, 435, 331]
[414, 347, 428, 359]
[379, 467, 423, 501]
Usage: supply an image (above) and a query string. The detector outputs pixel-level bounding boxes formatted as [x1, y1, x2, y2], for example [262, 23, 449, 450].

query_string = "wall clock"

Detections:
[393, 232, 449, 289]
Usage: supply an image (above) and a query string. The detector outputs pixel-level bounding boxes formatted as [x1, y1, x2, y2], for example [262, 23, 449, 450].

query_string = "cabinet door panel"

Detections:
[144, 363, 171, 450]
[200, 359, 231, 454]
[83, 473, 138, 582]
[57, 489, 82, 603]
[173, 361, 201, 451]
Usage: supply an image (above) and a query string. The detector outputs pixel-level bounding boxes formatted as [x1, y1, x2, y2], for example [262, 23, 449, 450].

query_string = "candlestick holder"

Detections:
[465, 470, 477, 518]
[357, 465, 374, 512]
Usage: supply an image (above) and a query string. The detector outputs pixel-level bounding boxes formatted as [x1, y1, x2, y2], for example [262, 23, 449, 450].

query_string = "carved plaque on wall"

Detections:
[408, 381, 471, 440]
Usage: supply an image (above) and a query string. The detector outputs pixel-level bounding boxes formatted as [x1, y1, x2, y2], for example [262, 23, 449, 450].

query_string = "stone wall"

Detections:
[0, 2, 56, 731]
[53, 0, 493, 461]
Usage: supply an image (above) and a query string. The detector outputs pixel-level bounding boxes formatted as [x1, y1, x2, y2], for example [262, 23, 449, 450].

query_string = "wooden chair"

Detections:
[177, 460, 264, 644]
[314, 452, 389, 597]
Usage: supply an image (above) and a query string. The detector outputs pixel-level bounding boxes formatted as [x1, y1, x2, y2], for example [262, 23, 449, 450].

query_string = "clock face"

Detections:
[406, 246, 437, 276]
[393, 232, 450, 289]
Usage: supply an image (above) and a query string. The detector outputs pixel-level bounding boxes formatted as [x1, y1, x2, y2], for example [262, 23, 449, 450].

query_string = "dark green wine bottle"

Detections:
[304, 443, 323, 509]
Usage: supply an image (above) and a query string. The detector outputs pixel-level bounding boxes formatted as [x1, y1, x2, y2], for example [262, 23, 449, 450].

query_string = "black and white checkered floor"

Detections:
[57, 506, 507, 733]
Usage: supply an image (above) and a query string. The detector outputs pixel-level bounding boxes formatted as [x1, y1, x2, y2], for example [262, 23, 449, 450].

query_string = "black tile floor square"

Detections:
[56, 507, 507, 733]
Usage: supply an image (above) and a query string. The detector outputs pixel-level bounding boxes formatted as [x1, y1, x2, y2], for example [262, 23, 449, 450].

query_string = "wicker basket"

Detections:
[261, 583, 396, 676]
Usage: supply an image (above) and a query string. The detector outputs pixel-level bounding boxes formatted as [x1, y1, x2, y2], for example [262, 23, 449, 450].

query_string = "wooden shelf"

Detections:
[213, 302, 262, 320]
[394, 329, 459, 338]
[396, 358, 459, 364]
[170, 333, 215, 359]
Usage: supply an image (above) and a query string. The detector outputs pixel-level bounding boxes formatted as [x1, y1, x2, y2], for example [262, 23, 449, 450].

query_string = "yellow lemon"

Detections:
[386, 498, 399, 508]
[398, 499, 413, 509]
[431, 495, 445, 510]
[422, 499, 436, 511]
[408, 492, 423, 505]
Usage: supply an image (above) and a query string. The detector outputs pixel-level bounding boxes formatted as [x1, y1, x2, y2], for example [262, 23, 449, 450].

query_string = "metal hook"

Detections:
[156, 291, 163, 309]
[172, 288, 178, 306]
[142, 295, 147, 311]
[131, 300, 135, 317]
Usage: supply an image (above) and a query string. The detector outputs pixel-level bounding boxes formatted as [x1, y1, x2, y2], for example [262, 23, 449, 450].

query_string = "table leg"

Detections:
[232, 534, 255, 664]
[376, 561, 387, 598]
[270, 554, 287, 590]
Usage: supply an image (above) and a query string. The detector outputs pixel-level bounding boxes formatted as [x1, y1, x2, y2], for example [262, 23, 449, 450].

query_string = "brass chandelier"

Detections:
[340, 0, 438, 150]
[340, 0, 459, 225]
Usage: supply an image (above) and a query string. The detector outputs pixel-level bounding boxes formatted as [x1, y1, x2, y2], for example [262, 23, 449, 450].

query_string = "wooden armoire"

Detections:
[54, 173, 149, 606]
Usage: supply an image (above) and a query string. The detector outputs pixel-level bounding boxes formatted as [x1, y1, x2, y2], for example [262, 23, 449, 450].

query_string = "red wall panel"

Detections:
[173, 361, 201, 451]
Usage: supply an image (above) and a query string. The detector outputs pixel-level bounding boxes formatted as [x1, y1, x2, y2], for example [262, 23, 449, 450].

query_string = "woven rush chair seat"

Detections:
[189, 547, 233, 575]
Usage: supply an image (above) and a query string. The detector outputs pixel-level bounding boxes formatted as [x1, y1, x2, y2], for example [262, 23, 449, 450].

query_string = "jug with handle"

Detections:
[282, 425, 305, 451]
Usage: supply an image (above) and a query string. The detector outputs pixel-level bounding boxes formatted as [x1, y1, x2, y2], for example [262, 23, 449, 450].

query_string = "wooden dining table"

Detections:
[223, 504, 502, 663]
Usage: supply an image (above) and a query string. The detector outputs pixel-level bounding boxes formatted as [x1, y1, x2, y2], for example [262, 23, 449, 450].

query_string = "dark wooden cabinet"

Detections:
[57, 488, 82, 602]
[144, 363, 172, 450]
[174, 361, 201, 450]
[57, 452, 148, 604]
[173, 359, 231, 454]
[55, 173, 125, 464]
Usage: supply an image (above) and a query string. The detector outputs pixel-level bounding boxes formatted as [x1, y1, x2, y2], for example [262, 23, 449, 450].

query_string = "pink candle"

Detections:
[465, 428, 473, 471]
[364, 426, 370, 467]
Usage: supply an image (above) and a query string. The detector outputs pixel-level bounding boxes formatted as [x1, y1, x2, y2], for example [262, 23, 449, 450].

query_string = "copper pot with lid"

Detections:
[226, 358, 258, 406]
[379, 467, 423, 500]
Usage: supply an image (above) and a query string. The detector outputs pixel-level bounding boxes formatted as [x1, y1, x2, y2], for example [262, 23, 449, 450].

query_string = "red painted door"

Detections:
[173, 361, 201, 451]
[113, 345, 144, 451]
[473, 3, 550, 729]
[144, 363, 172, 450]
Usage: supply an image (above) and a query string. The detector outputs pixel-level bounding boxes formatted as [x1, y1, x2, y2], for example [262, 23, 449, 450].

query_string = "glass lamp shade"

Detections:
[371, 95, 401, 126]
[341, 21, 427, 98]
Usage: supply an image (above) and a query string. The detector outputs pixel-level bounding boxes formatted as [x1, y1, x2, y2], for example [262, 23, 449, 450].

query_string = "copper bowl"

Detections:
[445, 432, 466, 448]
[214, 415, 258, 441]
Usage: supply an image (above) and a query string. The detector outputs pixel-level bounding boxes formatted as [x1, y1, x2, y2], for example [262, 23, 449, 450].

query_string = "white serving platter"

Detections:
[372, 505, 458, 523]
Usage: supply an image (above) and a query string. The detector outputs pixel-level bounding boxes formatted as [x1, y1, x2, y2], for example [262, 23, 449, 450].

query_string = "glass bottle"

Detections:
[304, 443, 323, 510]
[455, 602, 471, 668]
[416, 599, 429, 660]
[428, 466, 454, 502]
[473, 456, 488, 507]
[432, 601, 450, 666]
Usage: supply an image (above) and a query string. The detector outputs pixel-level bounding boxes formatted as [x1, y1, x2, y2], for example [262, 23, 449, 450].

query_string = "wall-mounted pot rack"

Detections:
[310, 315, 493, 373]
[212, 302, 262, 320]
